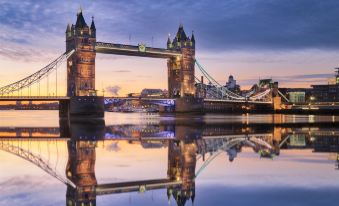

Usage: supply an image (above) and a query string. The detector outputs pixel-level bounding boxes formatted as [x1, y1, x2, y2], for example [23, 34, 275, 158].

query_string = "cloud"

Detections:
[0, 0, 338, 92]
[112, 70, 131, 73]
[231, 73, 334, 87]
[106, 85, 121, 96]
[136, 75, 152, 78]
[0, 44, 56, 62]
[0, 176, 64, 206]
[87, 0, 339, 51]
[1, 0, 339, 55]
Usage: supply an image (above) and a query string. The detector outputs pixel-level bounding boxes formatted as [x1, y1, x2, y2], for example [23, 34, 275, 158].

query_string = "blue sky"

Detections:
[0, 0, 338, 95]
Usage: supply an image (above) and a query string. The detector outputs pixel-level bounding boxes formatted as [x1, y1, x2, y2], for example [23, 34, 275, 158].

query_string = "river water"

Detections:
[0, 111, 339, 206]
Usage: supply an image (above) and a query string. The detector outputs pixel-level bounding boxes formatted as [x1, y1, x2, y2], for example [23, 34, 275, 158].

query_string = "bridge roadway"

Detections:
[0, 95, 272, 106]
[204, 98, 272, 105]
[0, 96, 69, 101]
[105, 97, 273, 105]
[96, 179, 182, 195]
[95, 42, 182, 59]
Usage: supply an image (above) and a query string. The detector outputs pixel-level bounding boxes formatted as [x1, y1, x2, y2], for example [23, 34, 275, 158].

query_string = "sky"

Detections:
[0, 0, 339, 96]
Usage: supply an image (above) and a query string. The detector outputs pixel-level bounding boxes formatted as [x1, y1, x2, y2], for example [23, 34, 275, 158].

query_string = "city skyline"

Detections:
[0, 0, 339, 96]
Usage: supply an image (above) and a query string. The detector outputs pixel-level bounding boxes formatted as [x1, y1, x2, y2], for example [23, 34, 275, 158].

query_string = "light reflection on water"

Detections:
[0, 111, 339, 206]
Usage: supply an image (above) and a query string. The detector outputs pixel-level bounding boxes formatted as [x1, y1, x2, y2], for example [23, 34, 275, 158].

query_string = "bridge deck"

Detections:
[0, 95, 273, 105]
[96, 179, 181, 195]
[204, 98, 272, 104]
[0, 96, 69, 101]
[96, 42, 182, 58]
[106, 97, 174, 101]
[106, 97, 272, 105]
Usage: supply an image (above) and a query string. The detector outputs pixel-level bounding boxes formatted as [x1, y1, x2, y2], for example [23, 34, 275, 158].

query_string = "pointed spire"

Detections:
[167, 188, 172, 201]
[191, 191, 195, 204]
[179, 23, 183, 29]
[167, 34, 173, 49]
[167, 34, 172, 44]
[75, 10, 87, 28]
[90, 16, 96, 30]
[191, 30, 195, 43]
[77, 5, 83, 15]
[66, 23, 71, 33]
[176, 23, 187, 41]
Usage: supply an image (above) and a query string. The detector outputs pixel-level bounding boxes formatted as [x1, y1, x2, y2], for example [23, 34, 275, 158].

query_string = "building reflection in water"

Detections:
[0, 118, 338, 205]
[63, 120, 283, 206]
[65, 120, 102, 206]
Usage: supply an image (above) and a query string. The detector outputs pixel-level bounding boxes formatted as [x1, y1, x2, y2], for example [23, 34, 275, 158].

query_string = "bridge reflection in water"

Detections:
[0, 119, 339, 206]
[63, 120, 277, 206]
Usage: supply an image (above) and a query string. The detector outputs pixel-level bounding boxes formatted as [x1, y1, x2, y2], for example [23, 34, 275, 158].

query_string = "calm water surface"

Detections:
[0, 111, 339, 206]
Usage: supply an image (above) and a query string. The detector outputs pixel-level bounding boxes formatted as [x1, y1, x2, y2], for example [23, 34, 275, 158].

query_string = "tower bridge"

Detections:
[0, 10, 283, 118]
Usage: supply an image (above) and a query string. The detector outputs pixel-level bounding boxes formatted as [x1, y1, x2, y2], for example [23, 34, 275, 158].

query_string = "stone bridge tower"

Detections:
[167, 25, 196, 98]
[66, 11, 96, 97]
[63, 10, 104, 118]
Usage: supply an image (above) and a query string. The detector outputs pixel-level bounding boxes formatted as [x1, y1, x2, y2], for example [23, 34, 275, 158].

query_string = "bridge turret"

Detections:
[191, 31, 195, 47]
[167, 35, 173, 49]
[66, 23, 71, 38]
[90, 16, 96, 38]
[75, 10, 88, 28]
[171, 24, 194, 50]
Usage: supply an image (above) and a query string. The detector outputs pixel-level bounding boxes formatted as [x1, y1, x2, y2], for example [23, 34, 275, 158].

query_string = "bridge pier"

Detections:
[59, 100, 70, 119]
[69, 96, 105, 118]
[59, 97, 104, 119]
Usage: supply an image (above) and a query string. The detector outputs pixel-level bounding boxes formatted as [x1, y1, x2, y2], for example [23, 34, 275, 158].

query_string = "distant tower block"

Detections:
[66, 11, 96, 97]
[167, 25, 196, 98]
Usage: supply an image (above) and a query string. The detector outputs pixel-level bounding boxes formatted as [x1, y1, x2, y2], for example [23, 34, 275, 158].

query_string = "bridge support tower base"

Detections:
[59, 97, 105, 119]
[59, 100, 70, 119]
[69, 96, 105, 118]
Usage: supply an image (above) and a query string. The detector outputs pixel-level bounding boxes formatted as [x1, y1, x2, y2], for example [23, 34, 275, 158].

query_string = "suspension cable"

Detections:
[0, 49, 74, 96]
[55, 63, 58, 96]
[195, 59, 245, 100]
